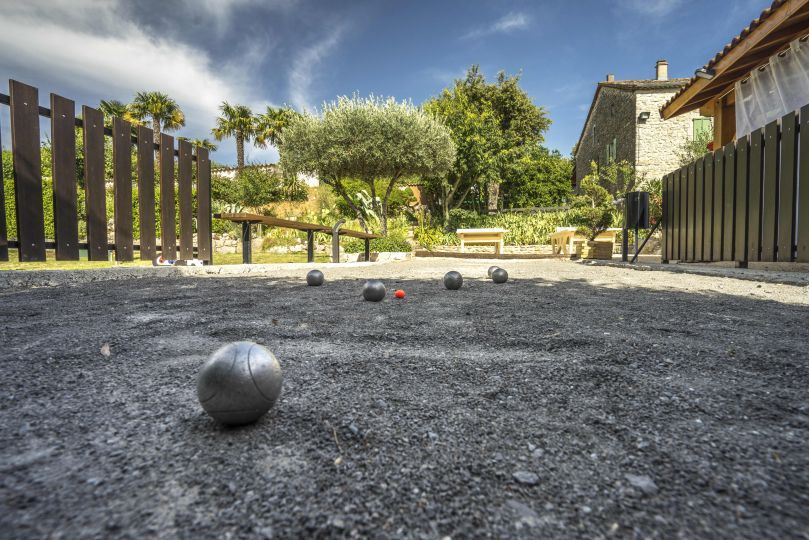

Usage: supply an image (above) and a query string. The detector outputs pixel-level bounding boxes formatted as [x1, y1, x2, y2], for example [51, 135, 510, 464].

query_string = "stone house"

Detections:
[573, 60, 710, 187]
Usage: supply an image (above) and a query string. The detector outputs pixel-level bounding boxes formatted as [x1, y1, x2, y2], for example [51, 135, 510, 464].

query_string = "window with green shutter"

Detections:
[693, 117, 712, 141]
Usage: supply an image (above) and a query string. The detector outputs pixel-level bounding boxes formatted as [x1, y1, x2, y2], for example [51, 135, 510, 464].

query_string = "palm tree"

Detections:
[178, 137, 219, 152]
[98, 99, 130, 127]
[255, 106, 300, 148]
[128, 91, 186, 147]
[212, 102, 255, 170]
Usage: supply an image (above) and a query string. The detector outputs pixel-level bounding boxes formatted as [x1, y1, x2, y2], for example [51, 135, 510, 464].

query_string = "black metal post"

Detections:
[364, 239, 370, 262]
[307, 230, 314, 263]
[631, 220, 660, 263]
[634, 225, 639, 259]
[621, 226, 629, 262]
[241, 221, 252, 264]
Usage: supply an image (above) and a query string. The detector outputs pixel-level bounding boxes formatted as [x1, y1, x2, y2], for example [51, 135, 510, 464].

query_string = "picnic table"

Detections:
[456, 228, 507, 255]
[549, 227, 622, 256]
[214, 213, 381, 264]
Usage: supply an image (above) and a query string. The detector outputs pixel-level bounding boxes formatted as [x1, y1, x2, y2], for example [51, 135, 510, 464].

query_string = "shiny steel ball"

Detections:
[491, 268, 508, 284]
[362, 279, 387, 302]
[444, 271, 463, 290]
[487, 266, 499, 278]
[197, 341, 283, 425]
[306, 269, 324, 286]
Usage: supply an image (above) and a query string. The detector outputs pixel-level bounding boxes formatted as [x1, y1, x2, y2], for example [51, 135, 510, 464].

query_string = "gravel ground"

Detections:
[1, 258, 808, 539]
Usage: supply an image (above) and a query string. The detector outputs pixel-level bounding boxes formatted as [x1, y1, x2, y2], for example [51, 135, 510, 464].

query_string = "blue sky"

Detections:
[0, 0, 766, 166]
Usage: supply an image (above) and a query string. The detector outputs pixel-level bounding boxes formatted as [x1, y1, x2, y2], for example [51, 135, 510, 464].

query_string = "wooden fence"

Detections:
[0, 79, 212, 263]
[662, 103, 808, 264]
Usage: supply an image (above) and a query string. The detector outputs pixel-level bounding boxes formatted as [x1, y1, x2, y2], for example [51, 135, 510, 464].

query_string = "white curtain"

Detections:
[735, 36, 809, 137]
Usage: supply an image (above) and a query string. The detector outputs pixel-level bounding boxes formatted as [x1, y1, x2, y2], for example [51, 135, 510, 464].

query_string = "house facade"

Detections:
[574, 61, 709, 186]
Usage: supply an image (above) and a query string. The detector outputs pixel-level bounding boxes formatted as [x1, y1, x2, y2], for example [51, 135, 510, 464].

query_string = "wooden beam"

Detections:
[662, 0, 809, 119]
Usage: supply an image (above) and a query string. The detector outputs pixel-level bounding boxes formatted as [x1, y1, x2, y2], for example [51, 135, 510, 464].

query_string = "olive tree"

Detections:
[279, 96, 455, 234]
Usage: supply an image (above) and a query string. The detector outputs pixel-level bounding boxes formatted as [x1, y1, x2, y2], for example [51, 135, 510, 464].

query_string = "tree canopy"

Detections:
[212, 102, 255, 170]
[280, 95, 455, 233]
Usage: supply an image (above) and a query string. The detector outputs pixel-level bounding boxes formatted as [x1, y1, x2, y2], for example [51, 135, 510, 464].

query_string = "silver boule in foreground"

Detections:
[491, 268, 508, 284]
[487, 266, 499, 278]
[362, 280, 387, 301]
[306, 269, 324, 286]
[197, 341, 283, 425]
[444, 271, 463, 290]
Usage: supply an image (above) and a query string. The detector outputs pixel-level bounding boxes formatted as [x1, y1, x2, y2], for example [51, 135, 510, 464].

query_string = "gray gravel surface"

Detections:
[1, 259, 808, 538]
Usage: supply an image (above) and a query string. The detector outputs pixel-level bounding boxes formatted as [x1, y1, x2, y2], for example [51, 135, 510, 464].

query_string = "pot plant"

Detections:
[572, 175, 615, 260]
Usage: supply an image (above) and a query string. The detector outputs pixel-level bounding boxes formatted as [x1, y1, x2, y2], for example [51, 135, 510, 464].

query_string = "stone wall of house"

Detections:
[634, 89, 701, 181]
[574, 86, 636, 184]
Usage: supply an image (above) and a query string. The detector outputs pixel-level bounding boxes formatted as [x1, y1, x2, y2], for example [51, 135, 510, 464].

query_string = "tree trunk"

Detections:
[487, 181, 500, 213]
[236, 134, 245, 171]
[152, 118, 161, 157]
[330, 179, 369, 232]
[368, 179, 383, 231]
[380, 175, 399, 236]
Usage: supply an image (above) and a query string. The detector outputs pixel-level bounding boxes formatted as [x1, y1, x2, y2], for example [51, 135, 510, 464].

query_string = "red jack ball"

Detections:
[394, 289, 405, 299]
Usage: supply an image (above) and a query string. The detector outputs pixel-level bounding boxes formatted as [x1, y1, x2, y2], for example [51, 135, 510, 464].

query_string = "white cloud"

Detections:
[288, 27, 345, 112]
[462, 12, 530, 40]
[0, 0, 277, 164]
[619, 0, 684, 18]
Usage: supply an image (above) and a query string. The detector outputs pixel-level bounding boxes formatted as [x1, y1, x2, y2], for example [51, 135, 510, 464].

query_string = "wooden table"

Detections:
[215, 213, 380, 264]
[549, 227, 622, 256]
[456, 228, 507, 255]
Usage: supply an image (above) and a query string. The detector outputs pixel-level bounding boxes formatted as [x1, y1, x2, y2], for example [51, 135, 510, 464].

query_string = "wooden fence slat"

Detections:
[777, 111, 797, 262]
[50, 94, 79, 260]
[748, 128, 764, 262]
[136, 126, 156, 261]
[713, 148, 724, 261]
[695, 157, 704, 261]
[761, 119, 779, 261]
[82, 106, 107, 261]
[673, 171, 681, 260]
[668, 173, 675, 261]
[680, 167, 688, 261]
[159, 133, 176, 258]
[704, 154, 714, 261]
[687, 163, 696, 261]
[798, 104, 809, 262]
[177, 138, 193, 260]
[196, 147, 212, 262]
[9, 80, 46, 262]
[734, 135, 749, 262]
[112, 117, 134, 261]
[722, 142, 736, 261]
[0, 108, 8, 261]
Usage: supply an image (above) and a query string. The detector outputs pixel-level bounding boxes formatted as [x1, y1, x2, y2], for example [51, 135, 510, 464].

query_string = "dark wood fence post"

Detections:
[748, 128, 764, 262]
[704, 153, 714, 261]
[778, 111, 798, 262]
[136, 126, 156, 261]
[695, 157, 704, 261]
[687, 162, 696, 262]
[673, 171, 681, 261]
[798, 104, 809, 262]
[661, 174, 668, 262]
[10, 80, 46, 262]
[177, 139, 193, 260]
[195, 147, 212, 263]
[679, 166, 687, 261]
[722, 142, 736, 261]
[734, 135, 749, 264]
[112, 117, 134, 261]
[159, 133, 176, 259]
[82, 106, 108, 261]
[712, 148, 724, 261]
[50, 93, 79, 260]
[761, 119, 779, 261]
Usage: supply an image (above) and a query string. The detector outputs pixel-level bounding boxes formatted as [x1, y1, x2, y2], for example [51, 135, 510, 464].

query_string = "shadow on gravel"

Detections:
[1, 274, 808, 539]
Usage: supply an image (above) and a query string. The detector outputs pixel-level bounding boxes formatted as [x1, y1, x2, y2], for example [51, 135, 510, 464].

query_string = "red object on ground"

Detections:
[394, 289, 405, 299]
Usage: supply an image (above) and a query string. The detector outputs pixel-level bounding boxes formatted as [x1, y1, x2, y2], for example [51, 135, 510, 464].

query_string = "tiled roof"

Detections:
[661, 0, 790, 114]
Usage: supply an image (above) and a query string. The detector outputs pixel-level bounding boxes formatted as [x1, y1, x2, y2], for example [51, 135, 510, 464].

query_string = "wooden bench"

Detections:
[456, 228, 507, 255]
[215, 213, 381, 264]
[549, 227, 622, 256]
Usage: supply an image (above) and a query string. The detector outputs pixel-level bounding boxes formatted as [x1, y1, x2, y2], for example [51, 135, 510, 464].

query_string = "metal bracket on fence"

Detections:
[331, 219, 345, 263]
[630, 220, 660, 264]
